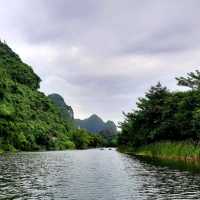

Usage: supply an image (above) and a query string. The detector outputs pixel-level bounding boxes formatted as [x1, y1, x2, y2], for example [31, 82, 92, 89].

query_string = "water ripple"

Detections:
[0, 149, 200, 199]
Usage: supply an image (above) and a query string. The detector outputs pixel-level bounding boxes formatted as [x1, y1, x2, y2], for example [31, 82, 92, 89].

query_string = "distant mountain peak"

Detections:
[75, 114, 117, 137]
[87, 114, 104, 122]
[90, 114, 100, 118]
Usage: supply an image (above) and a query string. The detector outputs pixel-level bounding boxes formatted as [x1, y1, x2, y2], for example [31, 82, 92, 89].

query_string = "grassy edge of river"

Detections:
[118, 141, 200, 172]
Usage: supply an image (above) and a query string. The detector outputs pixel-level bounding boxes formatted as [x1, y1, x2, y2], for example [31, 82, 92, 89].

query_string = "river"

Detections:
[0, 148, 200, 199]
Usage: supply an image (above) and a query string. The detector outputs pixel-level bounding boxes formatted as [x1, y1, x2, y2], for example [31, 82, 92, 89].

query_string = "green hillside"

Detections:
[0, 41, 75, 151]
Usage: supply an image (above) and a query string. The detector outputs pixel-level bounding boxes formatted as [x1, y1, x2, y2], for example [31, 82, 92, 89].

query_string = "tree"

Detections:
[176, 70, 200, 90]
[119, 71, 200, 149]
[119, 82, 170, 147]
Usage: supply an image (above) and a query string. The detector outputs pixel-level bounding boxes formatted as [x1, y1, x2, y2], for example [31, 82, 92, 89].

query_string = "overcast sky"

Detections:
[0, 0, 199, 124]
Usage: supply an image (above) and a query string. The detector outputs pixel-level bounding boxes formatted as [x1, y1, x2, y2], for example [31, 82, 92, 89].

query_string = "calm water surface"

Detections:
[0, 148, 200, 199]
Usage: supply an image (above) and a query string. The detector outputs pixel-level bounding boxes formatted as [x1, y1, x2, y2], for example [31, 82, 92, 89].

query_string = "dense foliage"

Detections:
[69, 129, 105, 149]
[0, 41, 40, 90]
[0, 41, 77, 151]
[0, 41, 108, 151]
[118, 70, 200, 148]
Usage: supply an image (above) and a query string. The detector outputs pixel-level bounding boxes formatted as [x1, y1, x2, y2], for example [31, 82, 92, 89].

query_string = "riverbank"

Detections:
[118, 141, 200, 164]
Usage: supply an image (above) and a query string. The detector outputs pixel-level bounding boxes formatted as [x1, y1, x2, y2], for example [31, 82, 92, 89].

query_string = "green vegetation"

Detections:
[118, 70, 200, 162]
[135, 142, 200, 160]
[0, 40, 76, 151]
[47, 94, 116, 148]
[69, 129, 105, 149]
[0, 41, 107, 152]
[75, 114, 118, 146]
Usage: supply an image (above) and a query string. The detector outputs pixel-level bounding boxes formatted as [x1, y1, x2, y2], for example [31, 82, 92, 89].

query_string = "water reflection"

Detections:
[0, 149, 200, 199]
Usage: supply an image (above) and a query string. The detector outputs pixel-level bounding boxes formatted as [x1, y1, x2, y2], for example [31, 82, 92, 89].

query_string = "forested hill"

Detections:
[0, 41, 76, 151]
[75, 114, 117, 138]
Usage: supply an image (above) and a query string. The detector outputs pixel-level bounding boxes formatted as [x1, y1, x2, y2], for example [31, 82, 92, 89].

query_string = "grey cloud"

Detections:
[3, 0, 200, 55]
[122, 22, 200, 55]
[0, 0, 200, 123]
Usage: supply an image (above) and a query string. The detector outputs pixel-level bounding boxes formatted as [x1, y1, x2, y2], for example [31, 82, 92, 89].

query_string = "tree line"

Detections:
[118, 70, 200, 148]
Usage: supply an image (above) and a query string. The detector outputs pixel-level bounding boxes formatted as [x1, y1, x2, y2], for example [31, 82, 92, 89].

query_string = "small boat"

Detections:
[108, 148, 112, 150]
[100, 148, 104, 150]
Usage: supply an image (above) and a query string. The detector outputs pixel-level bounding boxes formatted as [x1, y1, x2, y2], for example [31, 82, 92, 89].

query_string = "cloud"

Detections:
[0, 0, 200, 123]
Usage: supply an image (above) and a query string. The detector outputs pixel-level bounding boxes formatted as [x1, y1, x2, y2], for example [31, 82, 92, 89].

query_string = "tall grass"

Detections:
[135, 141, 200, 161]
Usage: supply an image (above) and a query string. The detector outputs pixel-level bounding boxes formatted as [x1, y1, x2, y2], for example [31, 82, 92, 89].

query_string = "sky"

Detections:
[0, 0, 200, 124]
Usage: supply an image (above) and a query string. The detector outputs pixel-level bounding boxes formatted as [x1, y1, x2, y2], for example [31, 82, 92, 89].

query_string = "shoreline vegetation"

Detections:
[118, 141, 200, 163]
[118, 141, 200, 172]
[118, 70, 200, 171]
